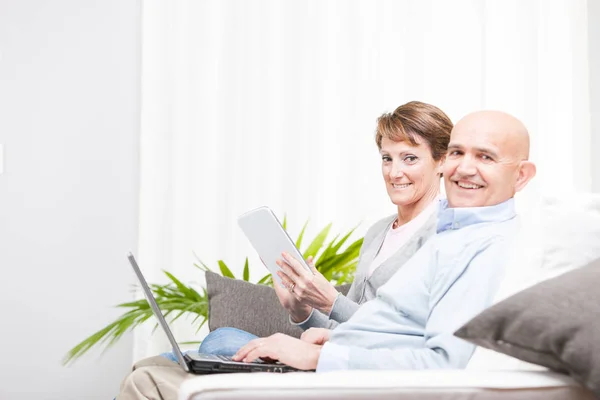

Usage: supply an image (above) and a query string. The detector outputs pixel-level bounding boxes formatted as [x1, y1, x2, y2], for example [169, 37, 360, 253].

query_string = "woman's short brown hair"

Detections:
[375, 101, 453, 161]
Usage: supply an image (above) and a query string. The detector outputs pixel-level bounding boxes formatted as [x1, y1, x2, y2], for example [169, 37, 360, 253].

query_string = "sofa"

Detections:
[180, 193, 600, 400]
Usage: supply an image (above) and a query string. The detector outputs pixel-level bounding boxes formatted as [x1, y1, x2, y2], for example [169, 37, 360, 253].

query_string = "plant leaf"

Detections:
[193, 251, 212, 272]
[218, 260, 235, 279]
[303, 222, 332, 259]
[243, 258, 250, 281]
[318, 226, 358, 264]
[163, 270, 199, 300]
[315, 233, 340, 265]
[295, 220, 309, 249]
[195, 318, 208, 333]
[257, 273, 273, 286]
[317, 239, 363, 276]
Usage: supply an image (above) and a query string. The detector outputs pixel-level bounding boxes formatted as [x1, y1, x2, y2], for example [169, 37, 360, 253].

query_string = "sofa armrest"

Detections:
[179, 369, 592, 400]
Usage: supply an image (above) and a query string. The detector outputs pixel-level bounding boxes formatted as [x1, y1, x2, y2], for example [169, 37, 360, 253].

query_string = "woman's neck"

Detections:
[396, 184, 440, 227]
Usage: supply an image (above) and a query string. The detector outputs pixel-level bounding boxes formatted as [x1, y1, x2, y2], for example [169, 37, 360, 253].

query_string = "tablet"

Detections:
[237, 206, 312, 285]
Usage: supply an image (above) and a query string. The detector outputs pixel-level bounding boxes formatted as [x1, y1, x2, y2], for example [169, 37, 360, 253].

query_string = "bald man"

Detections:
[117, 111, 536, 399]
[444, 111, 535, 208]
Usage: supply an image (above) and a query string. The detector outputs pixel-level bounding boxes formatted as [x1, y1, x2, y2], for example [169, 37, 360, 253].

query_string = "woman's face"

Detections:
[380, 136, 442, 207]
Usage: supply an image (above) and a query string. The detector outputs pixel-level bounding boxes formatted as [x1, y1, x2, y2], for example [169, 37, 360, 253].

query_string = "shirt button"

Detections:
[453, 222, 460, 229]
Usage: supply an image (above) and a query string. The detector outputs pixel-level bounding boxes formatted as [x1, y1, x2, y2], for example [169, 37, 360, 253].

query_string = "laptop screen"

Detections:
[127, 252, 190, 372]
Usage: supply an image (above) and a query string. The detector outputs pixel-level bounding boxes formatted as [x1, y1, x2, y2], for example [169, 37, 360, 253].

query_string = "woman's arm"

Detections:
[294, 294, 361, 330]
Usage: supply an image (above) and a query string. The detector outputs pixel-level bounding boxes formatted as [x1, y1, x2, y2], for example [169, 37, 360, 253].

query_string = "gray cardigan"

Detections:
[297, 212, 437, 330]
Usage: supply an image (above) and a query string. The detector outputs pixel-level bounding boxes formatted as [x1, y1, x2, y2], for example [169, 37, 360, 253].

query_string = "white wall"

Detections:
[590, 0, 600, 193]
[0, 1, 140, 399]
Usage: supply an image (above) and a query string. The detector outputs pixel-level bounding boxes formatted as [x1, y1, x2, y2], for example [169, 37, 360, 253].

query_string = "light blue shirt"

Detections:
[317, 198, 518, 372]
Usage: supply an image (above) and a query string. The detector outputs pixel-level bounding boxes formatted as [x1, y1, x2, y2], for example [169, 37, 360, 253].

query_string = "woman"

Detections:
[194, 100, 453, 357]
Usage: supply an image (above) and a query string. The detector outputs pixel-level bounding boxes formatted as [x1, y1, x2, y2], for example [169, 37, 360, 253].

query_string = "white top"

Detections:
[368, 198, 439, 277]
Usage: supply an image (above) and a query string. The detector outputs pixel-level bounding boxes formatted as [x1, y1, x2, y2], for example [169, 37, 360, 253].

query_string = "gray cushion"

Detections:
[206, 271, 351, 338]
[455, 258, 600, 397]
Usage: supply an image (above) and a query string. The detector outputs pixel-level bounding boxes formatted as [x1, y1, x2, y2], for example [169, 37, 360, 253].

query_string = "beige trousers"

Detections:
[116, 356, 192, 400]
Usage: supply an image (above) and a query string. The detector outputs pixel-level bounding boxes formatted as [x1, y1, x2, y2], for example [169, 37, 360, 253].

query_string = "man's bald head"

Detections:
[443, 110, 536, 208]
[455, 110, 531, 159]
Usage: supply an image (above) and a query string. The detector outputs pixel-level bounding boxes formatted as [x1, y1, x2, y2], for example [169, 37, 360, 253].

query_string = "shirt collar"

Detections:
[436, 198, 516, 233]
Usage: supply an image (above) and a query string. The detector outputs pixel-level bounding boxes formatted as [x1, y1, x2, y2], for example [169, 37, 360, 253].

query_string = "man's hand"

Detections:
[300, 327, 331, 345]
[232, 333, 321, 371]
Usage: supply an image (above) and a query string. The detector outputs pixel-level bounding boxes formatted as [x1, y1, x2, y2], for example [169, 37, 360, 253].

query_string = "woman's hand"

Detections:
[273, 276, 313, 323]
[276, 252, 339, 315]
[300, 327, 331, 345]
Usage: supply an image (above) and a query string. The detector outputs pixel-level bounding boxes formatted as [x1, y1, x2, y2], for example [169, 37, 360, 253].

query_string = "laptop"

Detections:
[127, 252, 300, 374]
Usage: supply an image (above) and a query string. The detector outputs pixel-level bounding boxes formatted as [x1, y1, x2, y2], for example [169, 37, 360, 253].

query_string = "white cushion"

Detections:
[467, 192, 600, 371]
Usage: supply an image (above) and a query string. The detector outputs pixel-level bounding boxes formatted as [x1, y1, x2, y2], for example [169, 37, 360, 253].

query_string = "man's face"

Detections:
[443, 125, 522, 208]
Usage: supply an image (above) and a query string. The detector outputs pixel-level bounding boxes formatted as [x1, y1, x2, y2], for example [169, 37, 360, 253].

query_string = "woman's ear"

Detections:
[436, 156, 446, 177]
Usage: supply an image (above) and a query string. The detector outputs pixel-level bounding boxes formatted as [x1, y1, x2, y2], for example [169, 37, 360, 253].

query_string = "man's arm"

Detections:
[317, 238, 508, 371]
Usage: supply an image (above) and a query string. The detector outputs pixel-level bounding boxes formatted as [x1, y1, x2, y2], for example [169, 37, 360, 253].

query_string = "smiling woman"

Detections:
[376, 101, 453, 228]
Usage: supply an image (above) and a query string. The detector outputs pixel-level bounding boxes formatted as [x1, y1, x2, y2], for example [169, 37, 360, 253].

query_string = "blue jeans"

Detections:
[161, 327, 258, 363]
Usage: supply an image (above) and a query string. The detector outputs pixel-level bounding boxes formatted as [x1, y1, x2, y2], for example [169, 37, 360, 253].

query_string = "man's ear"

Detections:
[515, 160, 536, 192]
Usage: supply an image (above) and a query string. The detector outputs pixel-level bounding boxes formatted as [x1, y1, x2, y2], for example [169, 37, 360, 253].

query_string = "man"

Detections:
[117, 110, 536, 398]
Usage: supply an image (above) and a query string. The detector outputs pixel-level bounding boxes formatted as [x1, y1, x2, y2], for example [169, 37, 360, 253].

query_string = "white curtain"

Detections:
[134, 0, 591, 360]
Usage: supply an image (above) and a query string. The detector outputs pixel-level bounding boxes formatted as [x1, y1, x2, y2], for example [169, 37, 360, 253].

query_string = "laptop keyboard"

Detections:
[215, 354, 265, 364]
